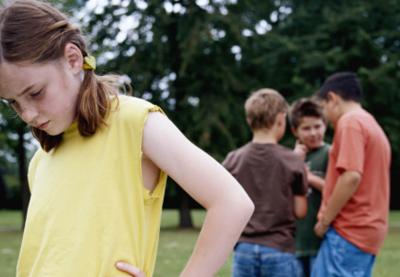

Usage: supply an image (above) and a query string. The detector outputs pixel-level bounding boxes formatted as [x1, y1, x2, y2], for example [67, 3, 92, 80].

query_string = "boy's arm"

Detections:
[294, 195, 307, 219]
[307, 168, 325, 192]
[293, 164, 308, 219]
[314, 170, 361, 237]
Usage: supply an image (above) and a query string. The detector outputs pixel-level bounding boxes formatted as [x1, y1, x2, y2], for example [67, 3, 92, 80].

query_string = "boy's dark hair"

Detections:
[316, 72, 363, 102]
[245, 88, 288, 130]
[289, 98, 326, 129]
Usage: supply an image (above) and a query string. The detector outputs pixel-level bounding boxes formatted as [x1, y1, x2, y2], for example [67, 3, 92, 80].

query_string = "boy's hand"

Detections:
[293, 140, 308, 160]
[306, 168, 325, 192]
[115, 262, 145, 277]
[314, 220, 329, 237]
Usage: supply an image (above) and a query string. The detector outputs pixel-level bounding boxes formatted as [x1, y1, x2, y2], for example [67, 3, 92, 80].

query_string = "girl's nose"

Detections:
[21, 107, 39, 125]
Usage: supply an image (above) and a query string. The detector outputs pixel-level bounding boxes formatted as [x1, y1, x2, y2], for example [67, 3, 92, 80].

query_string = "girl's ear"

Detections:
[63, 43, 83, 75]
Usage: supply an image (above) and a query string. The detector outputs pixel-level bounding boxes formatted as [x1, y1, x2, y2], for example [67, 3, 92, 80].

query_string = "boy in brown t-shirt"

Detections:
[223, 88, 308, 277]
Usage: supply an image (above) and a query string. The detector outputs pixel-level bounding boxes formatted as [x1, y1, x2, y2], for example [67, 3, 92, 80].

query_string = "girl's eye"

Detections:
[30, 90, 42, 98]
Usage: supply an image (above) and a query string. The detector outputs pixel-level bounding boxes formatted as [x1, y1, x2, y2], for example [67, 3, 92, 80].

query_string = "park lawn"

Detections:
[0, 210, 399, 277]
[155, 210, 231, 277]
[0, 211, 22, 277]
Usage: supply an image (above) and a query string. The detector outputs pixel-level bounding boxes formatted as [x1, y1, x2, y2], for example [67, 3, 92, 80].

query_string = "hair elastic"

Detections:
[83, 55, 96, 71]
[48, 20, 69, 31]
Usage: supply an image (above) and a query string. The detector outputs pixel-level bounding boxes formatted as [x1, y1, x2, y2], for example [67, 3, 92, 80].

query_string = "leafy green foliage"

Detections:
[79, 0, 400, 206]
[1, 0, 399, 207]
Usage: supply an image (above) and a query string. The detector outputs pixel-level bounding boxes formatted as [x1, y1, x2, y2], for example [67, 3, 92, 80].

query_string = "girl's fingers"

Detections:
[115, 262, 145, 277]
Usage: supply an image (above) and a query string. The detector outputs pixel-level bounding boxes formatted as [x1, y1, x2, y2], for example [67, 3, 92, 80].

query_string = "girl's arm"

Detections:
[144, 112, 254, 276]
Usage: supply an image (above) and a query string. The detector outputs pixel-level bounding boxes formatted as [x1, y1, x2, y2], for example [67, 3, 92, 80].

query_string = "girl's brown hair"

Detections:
[0, 0, 119, 151]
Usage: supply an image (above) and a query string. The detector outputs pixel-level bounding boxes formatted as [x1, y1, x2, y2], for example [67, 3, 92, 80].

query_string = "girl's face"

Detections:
[0, 45, 83, 135]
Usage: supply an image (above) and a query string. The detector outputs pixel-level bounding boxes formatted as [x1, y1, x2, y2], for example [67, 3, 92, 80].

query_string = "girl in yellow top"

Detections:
[0, 1, 254, 276]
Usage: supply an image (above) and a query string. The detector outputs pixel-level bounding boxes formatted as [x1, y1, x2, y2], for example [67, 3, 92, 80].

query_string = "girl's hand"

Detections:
[115, 262, 145, 277]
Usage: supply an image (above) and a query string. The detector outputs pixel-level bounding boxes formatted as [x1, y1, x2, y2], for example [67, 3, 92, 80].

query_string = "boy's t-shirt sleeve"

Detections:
[292, 163, 308, 196]
[335, 123, 365, 174]
[222, 151, 234, 172]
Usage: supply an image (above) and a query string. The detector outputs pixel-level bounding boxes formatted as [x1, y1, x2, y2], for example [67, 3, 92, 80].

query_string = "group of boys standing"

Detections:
[223, 72, 391, 277]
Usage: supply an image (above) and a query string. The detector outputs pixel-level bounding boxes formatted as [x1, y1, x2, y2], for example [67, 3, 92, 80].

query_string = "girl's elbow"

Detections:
[227, 192, 254, 222]
[229, 182, 254, 219]
[248, 198, 255, 216]
[240, 195, 255, 220]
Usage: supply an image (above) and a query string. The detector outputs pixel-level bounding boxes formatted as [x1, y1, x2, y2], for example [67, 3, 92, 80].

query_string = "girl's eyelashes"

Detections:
[30, 90, 42, 98]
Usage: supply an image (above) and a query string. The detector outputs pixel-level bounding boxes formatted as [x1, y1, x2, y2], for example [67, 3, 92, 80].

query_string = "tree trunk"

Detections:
[0, 169, 6, 208]
[17, 125, 30, 230]
[177, 186, 193, 228]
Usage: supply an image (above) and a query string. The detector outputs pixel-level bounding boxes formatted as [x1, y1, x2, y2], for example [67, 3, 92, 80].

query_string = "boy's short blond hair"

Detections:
[245, 88, 288, 130]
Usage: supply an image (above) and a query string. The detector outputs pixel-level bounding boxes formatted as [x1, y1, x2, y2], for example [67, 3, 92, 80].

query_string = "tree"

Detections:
[0, 104, 30, 226]
[72, 0, 400, 216]
[1, 0, 399, 228]
[252, 0, 400, 206]
[76, 0, 280, 227]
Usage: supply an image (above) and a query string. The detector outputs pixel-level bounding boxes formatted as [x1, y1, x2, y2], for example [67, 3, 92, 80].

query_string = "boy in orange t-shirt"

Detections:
[312, 72, 391, 277]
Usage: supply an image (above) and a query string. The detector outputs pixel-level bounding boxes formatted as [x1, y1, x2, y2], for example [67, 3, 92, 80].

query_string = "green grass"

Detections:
[0, 211, 23, 277]
[1, 210, 399, 276]
[373, 212, 400, 277]
[155, 210, 231, 277]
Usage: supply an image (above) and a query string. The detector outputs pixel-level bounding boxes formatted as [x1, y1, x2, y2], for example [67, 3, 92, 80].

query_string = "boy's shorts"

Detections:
[233, 242, 302, 277]
[311, 228, 375, 277]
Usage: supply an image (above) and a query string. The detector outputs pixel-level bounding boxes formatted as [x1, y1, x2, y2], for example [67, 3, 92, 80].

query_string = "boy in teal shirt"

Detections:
[289, 98, 330, 277]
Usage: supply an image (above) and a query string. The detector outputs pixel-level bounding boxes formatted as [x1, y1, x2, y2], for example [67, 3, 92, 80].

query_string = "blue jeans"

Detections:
[233, 242, 301, 277]
[311, 228, 376, 277]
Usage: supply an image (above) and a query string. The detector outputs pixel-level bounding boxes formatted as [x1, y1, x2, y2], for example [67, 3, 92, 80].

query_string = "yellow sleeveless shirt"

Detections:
[17, 96, 167, 277]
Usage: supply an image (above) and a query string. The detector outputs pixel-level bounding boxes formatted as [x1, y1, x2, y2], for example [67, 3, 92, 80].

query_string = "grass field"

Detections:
[1, 210, 399, 276]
